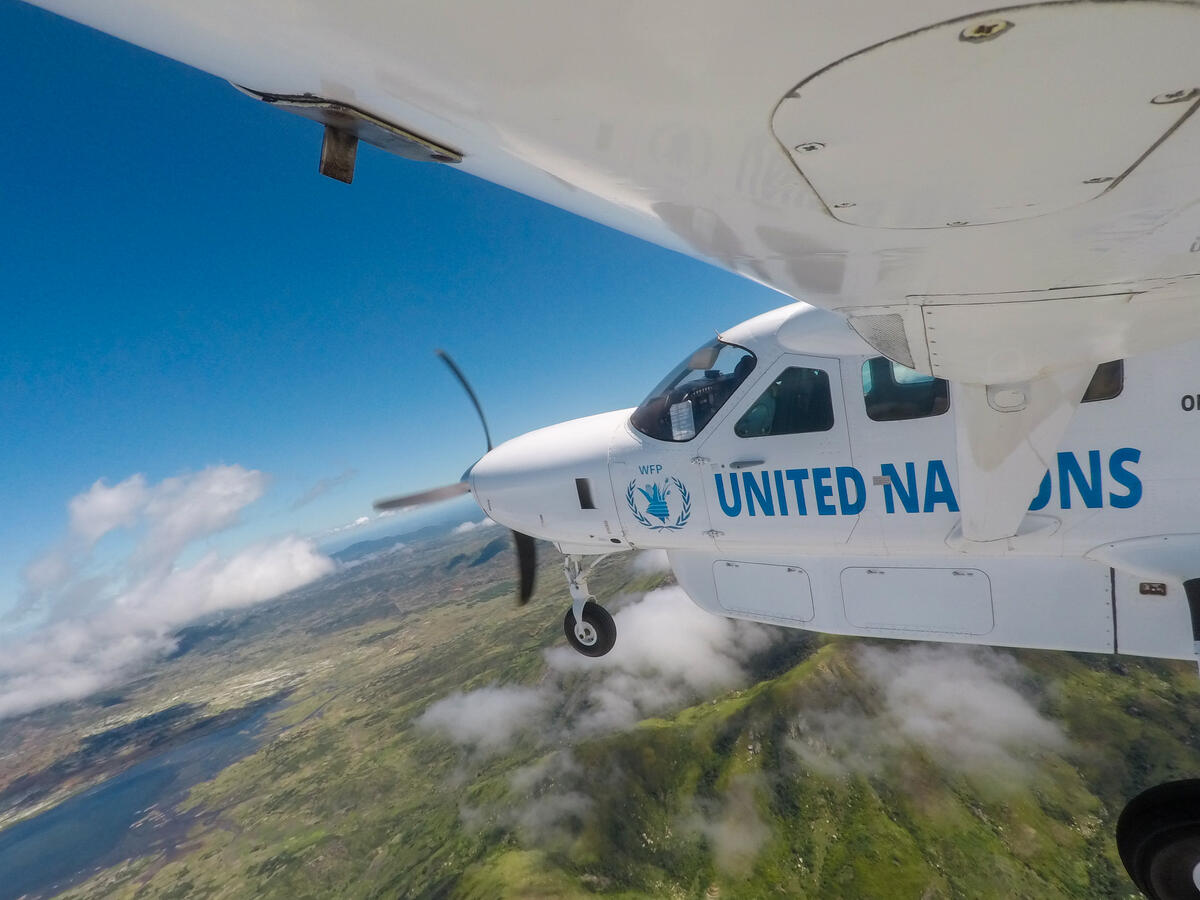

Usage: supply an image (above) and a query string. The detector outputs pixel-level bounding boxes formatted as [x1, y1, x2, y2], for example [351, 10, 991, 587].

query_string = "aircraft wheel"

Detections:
[1118, 780, 1200, 899]
[563, 601, 616, 657]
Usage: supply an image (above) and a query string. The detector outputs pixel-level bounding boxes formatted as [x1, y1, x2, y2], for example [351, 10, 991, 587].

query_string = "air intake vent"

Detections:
[575, 478, 596, 510]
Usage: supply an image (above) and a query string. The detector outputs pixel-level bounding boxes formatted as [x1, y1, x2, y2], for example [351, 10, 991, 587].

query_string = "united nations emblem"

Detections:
[626, 477, 691, 531]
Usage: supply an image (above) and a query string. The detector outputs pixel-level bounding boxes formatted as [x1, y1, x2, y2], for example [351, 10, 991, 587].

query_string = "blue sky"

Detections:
[0, 1, 779, 615]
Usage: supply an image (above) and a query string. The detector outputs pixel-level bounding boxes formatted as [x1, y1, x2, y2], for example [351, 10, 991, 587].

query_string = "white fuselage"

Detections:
[471, 303, 1200, 662]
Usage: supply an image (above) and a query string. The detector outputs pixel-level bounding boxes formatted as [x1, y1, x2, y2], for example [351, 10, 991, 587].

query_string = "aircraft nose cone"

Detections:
[469, 410, 631, 549]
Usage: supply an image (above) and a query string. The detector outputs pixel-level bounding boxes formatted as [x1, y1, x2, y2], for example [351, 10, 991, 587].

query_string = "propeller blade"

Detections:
[512, 530, 537, 605]
[373, 481, 469, 511]
[437, 349, 493, 452]
[371, 353, 490, 514]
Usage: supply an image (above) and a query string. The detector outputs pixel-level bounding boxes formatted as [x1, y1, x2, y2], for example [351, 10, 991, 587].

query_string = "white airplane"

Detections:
[19, 0, 1200, 895]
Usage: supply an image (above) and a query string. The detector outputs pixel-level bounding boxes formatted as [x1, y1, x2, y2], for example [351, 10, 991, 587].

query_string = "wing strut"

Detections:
[951, 367, 1095, 543]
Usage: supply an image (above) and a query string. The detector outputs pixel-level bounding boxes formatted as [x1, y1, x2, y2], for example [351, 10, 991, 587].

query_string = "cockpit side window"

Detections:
[861, 357, 950, 422]
[630, 340, 756, 442]
[735, 367, 834, 437]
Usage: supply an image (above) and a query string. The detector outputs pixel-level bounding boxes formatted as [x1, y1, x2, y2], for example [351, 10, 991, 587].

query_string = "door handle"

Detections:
[729, 459, 765, 469]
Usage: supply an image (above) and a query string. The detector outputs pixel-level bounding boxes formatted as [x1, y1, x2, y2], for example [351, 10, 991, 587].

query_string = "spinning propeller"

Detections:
[373, 351, 538, 605]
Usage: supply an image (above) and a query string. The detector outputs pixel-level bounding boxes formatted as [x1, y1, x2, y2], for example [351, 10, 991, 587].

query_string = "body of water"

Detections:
[0, 702, 277, 900]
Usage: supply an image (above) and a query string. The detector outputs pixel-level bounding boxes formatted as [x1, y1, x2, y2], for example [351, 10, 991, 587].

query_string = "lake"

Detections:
[0, 702, 277, 900]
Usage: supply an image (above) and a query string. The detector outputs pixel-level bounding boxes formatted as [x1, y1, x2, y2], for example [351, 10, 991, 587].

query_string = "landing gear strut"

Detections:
[562, 555, 616, 657]
[1119, 780, 1200, 899]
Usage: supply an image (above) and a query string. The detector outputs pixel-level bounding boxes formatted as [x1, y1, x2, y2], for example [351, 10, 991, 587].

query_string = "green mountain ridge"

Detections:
[442, 641, 1200, 899]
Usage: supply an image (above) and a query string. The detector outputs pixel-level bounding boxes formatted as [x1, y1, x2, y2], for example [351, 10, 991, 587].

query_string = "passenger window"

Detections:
[735, 367, 834, 437]
[861, 357, 949, 422]
[1082, 360, 1123, 403]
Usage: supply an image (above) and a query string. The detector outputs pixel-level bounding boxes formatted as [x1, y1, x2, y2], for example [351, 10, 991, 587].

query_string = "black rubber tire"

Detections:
[563, 601, 616, 657]
[1118, 780, 1200, 899]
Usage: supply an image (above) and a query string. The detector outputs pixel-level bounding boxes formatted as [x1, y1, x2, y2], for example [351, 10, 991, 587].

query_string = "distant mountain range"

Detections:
[330, 520, 472, 563]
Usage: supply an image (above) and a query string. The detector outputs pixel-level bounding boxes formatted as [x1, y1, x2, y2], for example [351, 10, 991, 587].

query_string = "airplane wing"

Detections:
[21, 0, 1200, 539]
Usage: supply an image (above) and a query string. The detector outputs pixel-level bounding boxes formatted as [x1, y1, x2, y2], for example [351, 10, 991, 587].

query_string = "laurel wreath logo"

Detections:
[626, 477, 691, 531]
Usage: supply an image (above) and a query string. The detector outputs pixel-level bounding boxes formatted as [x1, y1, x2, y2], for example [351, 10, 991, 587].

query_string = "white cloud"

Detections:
[789, 644, 1066, 781]
[17, 466, 271, 618]
[15, 473, 159, 614]
[458, 752, 593, 845]
[138, 466, 268, 564]
[0, 468, 332, 719]
[867, 644, 1066, 768]
[418, 587, 777, 757]
[417, 685, 549, 755]
[684, 774, 771, 875]
[68, 474, 150, 545]
[632, 549, 671, 574]
[506, 753, 593, 844]
[114, 536, 332, 627]
[452, 518, 500, 534]
[325, 509, 410, 536]
[327, 515, 372, 535]
[21, 547, 75, 596]
[546, 587, 773, 734]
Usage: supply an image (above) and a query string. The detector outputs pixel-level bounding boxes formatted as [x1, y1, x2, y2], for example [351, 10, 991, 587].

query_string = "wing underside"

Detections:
[23, 0, 1200, 538]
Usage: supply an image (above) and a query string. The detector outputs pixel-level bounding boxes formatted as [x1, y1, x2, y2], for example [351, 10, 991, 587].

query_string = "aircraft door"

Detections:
[697, 354, 856, 550]
[841, 355, 959, 551]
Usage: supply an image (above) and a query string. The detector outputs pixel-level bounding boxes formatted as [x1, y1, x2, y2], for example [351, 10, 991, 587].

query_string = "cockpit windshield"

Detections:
[629, 340, 757, 442]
